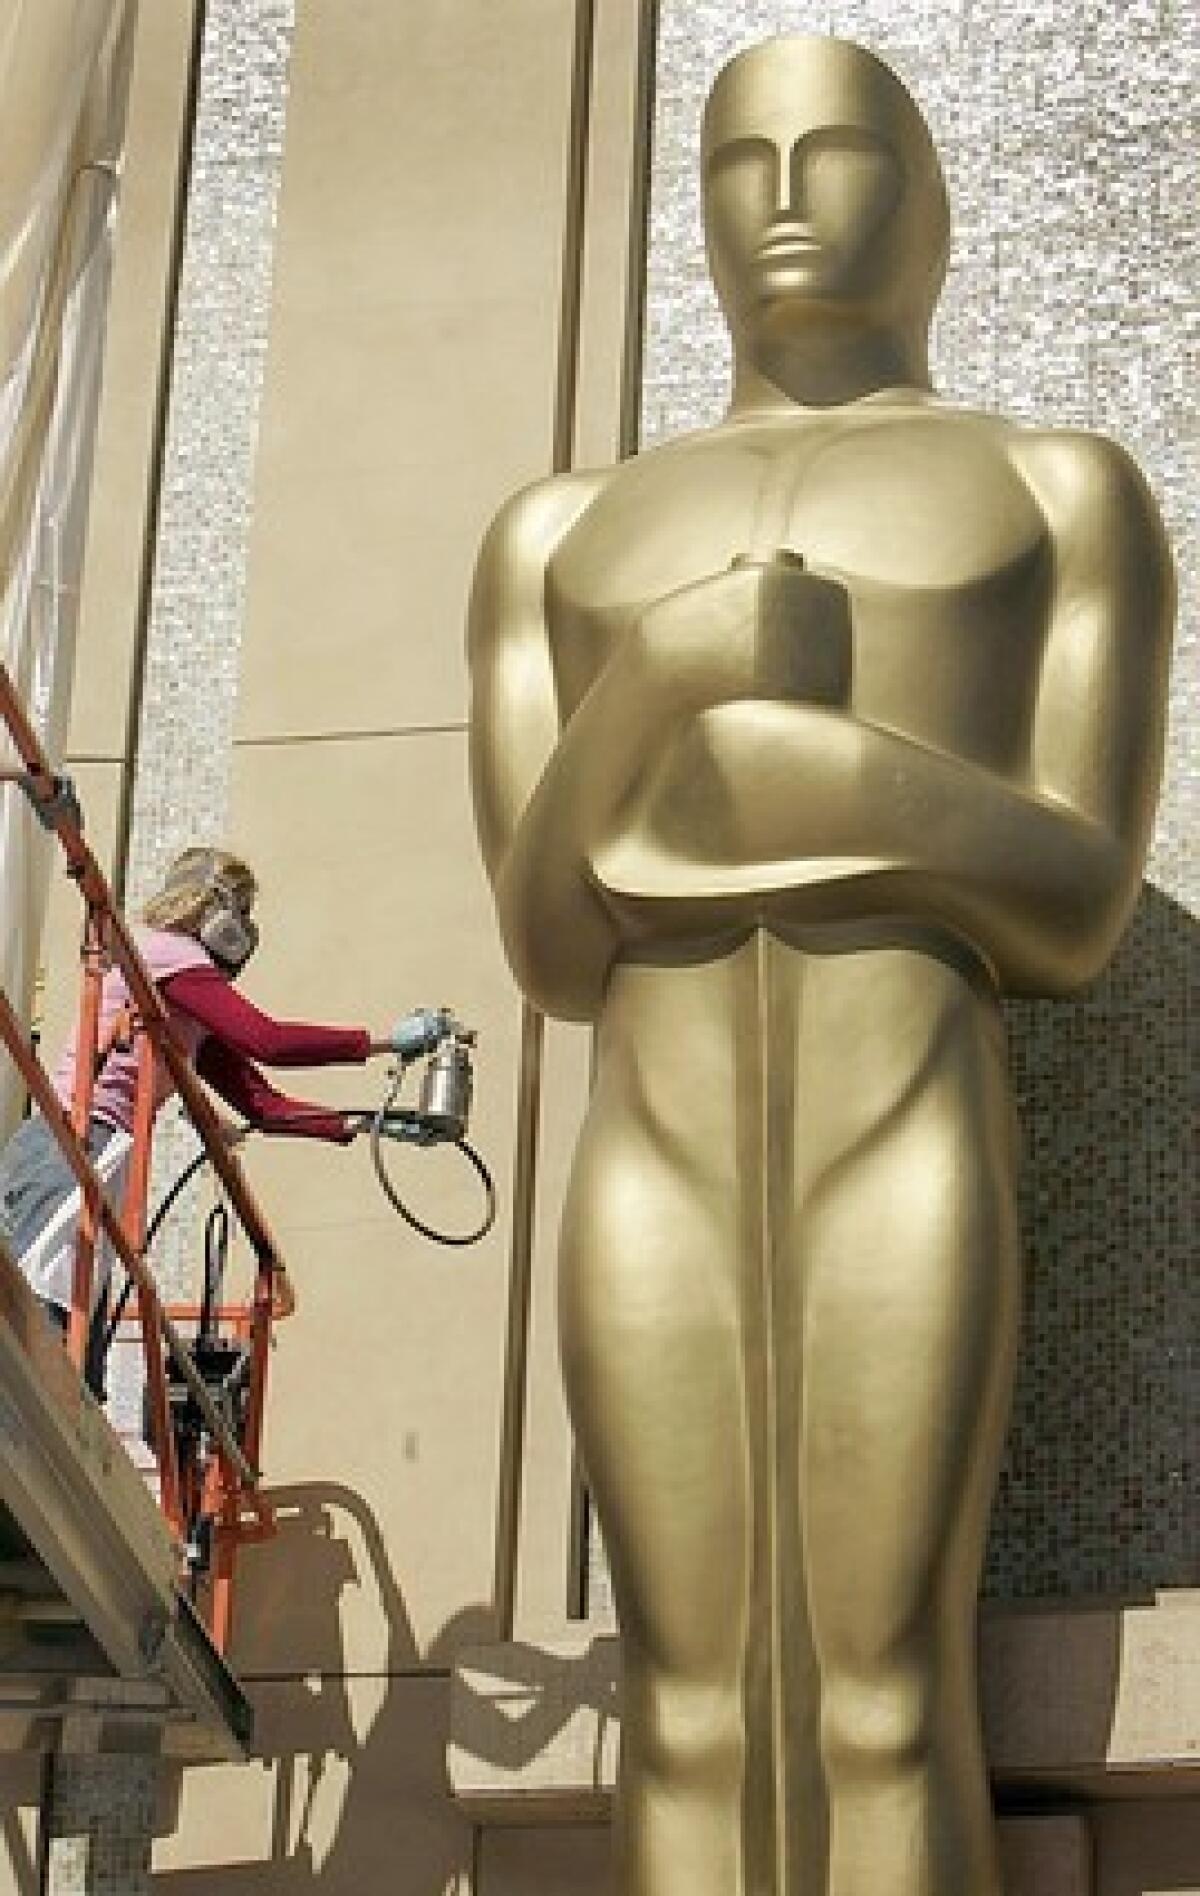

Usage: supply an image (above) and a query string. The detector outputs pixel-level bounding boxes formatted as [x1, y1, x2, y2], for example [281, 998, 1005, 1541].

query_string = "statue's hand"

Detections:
[631, 550, 851, 712]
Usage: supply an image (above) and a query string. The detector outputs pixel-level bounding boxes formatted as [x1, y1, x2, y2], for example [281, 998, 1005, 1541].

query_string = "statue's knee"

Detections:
[820, 1663, 937, 1781]
[629, 1675, 743, 1791]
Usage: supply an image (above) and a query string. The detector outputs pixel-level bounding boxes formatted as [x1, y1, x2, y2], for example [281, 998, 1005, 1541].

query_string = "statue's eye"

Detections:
[791, 129, 902, 235]
[703, 135, 781, 227]
[704, 134, 778, 181]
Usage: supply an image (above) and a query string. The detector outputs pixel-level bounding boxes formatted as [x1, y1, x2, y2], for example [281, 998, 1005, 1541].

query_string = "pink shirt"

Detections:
[53, 927, 215, 1133]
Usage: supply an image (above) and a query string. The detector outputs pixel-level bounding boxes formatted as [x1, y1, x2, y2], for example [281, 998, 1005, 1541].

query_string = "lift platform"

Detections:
[0, 657, 293, 1760]
[0, 1235, 251, 1758]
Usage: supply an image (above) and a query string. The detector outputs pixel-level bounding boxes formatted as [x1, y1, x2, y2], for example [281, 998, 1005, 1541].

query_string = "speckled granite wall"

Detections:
[124, 0, 296, 905]
[112, 0, 297, 1385]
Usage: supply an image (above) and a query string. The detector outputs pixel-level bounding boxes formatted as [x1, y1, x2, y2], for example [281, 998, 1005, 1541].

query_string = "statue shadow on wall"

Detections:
[154, 1480, 495, 1893]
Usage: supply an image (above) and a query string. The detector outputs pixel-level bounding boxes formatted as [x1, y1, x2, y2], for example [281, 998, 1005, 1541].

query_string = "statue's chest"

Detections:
[548, 421, 1049, 711]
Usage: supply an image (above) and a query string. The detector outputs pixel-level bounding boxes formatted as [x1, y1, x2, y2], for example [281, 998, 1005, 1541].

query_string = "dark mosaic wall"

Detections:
[643, 2, 1197, 1599]
[1001, 894, 1197, 1595]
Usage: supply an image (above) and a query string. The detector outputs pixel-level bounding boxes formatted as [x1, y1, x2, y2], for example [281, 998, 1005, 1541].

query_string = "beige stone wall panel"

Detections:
[222, 733, 521, 1673]
[233, 0, 584, 745]
[212, 0, 643, 1680]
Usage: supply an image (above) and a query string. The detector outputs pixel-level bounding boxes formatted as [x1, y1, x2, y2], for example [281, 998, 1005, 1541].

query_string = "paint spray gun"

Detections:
[367, 1007, 496, 1246]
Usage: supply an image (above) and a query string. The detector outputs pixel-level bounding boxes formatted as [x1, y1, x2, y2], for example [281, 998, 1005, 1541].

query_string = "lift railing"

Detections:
[0, 658, 282, 1653]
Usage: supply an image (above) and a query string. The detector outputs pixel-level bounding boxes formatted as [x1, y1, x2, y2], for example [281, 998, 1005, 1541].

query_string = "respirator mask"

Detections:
[199, 881, 259, 976]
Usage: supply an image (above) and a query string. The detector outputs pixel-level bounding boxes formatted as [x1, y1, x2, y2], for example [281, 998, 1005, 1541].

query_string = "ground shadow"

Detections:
[154, 1481, 495, 1893]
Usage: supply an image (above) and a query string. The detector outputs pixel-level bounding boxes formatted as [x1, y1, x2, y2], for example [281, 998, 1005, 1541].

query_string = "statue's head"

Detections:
[701, 37, 949, 358]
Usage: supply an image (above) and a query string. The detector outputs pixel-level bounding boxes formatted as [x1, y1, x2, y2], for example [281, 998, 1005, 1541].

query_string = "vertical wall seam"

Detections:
[551, 0, 598, 479]
[491, 0, 598, 1642]
[112, 0, 208, 904]
[573, 0, 661, 1626]
[491, 1001, 545, 1639]
[469, 1819, 483, 1895]
[35, 1750, 53, 1896]
[619, 0, 659, 459]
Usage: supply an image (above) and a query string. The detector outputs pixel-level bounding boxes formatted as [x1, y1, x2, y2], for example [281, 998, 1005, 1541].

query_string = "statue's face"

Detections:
[702, 38, 947, 340]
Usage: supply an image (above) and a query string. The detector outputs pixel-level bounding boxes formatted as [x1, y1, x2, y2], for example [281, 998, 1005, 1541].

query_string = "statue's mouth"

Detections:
[756, 227, 822, 263]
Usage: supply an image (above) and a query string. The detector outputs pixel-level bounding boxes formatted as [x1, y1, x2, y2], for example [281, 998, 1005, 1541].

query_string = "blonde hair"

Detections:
[141, 848, 257, 937]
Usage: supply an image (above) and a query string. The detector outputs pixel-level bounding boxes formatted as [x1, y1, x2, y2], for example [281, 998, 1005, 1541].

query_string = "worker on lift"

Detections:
[0, 846, 454, 1391]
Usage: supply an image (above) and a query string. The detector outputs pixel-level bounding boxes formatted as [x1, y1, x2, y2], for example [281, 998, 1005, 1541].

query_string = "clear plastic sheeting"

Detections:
[0, 0, 135, 1140]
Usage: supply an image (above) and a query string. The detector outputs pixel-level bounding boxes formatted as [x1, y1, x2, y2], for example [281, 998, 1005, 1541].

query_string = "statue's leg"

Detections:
[560, 1099, 751, 1896]
[798, 981, 1019, 1896]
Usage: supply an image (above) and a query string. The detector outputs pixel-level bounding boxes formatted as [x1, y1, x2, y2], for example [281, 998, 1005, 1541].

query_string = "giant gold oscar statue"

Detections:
[468, 35, 1173, 1896]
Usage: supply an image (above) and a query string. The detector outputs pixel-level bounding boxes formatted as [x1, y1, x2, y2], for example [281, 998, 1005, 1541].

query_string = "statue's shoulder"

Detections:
[1000, 420, 1166, 545]
[469, 470, 615, 662]
[476, 467, 614, 573]
[897, 403, 1148, 486]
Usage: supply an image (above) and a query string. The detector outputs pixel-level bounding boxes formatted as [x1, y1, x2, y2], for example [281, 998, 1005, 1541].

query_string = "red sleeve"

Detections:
[162, 966, 371, 1067]
[195, 1038, 355, 1143]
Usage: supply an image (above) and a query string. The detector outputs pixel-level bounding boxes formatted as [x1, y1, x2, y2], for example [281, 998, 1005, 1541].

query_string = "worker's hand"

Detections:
[376, 1108, 436, 1146]
[270, 1268, 297, 1322]
[385, 1006, 457, 1061]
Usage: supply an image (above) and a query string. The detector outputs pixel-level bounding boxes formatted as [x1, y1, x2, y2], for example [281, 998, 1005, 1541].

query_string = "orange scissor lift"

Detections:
[0, 660, 283, 1751]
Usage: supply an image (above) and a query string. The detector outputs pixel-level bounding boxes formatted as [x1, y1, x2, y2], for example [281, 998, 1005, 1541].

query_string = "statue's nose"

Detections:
[769, 138, 810, 222]
[770, 141, 792, 216]
[762, 140, 817, 235]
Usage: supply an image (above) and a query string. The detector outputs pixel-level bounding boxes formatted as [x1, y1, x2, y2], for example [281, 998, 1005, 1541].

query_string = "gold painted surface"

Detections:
[468, 35, 1173, 1896]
